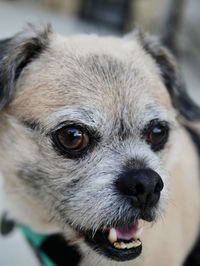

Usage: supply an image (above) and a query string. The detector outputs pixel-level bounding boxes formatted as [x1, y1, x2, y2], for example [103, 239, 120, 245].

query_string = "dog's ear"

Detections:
[0, 24, 52, 111]
[138, 32, 200, 122]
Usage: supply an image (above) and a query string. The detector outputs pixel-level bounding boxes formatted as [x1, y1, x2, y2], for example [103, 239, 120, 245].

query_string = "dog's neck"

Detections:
[0, 214, 81, 266]
[20, 225, 81, 266]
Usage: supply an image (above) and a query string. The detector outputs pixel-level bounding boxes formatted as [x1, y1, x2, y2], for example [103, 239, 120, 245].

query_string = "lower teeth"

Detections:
[113, 239, 141, 250]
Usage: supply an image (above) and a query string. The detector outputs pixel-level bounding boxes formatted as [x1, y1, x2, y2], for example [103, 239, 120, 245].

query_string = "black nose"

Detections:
[116, 169, 164, 208]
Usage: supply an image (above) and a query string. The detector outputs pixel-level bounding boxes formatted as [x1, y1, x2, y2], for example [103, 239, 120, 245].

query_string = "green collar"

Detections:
[0, 213, 81, 266]
[20, 225, 56, 266]
[20, 225, 81, 266]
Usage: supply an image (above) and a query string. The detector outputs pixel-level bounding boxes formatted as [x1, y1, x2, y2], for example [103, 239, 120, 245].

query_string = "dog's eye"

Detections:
[144, 120, 169, 151]
[52, 124, 101, 159]
[56, 127, 89, 151]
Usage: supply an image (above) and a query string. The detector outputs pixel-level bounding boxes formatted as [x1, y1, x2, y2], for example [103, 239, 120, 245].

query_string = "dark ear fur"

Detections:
[0, 24, 52, 110]
[139, 33, 200, 122]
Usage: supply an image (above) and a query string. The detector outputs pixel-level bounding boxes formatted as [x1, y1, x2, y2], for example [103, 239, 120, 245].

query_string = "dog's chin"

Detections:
[72, 212, 156, 262]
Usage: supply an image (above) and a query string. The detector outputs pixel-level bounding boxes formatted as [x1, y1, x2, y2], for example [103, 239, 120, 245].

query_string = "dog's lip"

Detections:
[69, 213, 155, 260]
[80, 220, 144, 261]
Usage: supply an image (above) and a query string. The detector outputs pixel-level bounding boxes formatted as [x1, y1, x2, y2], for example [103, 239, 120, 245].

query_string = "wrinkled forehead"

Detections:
[9, 35, 173, 125]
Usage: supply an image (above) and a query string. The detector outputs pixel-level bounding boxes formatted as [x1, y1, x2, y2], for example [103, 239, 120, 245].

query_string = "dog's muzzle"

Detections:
[74, 168, 164, 261]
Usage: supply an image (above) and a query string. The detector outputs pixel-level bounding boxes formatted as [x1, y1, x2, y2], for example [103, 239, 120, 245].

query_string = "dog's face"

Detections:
[0, 26, 199, 262]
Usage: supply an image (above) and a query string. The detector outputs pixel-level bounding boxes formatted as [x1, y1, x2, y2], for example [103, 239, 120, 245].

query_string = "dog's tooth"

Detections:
[108, 228, 117, 244]
[124, 240, 141, 249]
[113, 240, 142, 250]
[133, 227, 144, 240]
[125, 242, 134, 249]
[130, 239, 142, 248]
[113, 241, 126, 249]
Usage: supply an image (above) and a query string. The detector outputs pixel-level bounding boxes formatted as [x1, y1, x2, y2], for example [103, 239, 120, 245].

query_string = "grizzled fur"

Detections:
[0, 25, 199, 266]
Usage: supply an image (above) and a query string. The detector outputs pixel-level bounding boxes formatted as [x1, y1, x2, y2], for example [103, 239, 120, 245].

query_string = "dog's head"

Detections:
[0, 25, 199, 262]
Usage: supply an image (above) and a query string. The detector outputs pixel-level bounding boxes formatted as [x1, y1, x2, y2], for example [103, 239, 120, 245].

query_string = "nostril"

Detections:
[154, 179, 164, 194]
[136, 183, 145, 195]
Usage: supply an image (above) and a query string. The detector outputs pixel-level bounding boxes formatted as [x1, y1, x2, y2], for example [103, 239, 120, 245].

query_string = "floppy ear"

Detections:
[0, 24, 52, 111]
[139, 33, 200, 122]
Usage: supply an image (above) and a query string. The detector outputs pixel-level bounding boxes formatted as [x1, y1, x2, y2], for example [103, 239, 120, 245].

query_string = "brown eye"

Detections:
[145, 121, 169, 151]
[56, 127, 89, 151]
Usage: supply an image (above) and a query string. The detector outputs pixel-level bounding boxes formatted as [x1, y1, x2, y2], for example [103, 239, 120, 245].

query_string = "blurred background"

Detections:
[0, 0, 199, 100]
[0, 0, 199, 265]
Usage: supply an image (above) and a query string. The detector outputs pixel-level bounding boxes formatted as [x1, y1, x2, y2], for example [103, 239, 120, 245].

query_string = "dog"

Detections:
[0, 25, 200, 266]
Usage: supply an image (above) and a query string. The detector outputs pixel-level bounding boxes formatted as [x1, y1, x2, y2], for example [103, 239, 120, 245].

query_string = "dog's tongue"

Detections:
[107, 221, 143, 248]
[115, 223, 138, 241]
[107, 222, 142, 249]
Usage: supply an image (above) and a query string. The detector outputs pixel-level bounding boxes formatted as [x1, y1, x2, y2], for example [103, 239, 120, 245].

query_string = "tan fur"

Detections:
[8, 34, 172, 120]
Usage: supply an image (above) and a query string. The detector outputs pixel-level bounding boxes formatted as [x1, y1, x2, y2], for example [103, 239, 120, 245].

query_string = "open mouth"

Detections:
[84, 220, 143, 261]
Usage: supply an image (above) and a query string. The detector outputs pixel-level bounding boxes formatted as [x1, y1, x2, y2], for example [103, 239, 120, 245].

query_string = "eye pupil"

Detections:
[150, 127, 165, 144]
[56, 127, 89, 151]
[146, 121, 169, 151]
[65, 128, 83, 148]
[152, 127, 162, 134]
